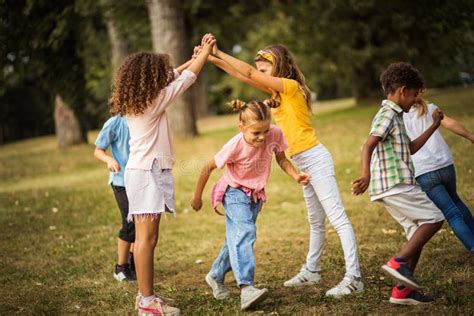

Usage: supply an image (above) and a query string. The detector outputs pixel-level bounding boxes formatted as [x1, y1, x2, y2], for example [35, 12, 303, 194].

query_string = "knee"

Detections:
[308, 214, 325, 230]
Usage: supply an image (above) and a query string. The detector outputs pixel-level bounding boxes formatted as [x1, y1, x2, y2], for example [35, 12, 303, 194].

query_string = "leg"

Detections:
[302, 182, 327, 272]
[117, 238, 132, 265]
[397, 221, 443, 262]
[134, 214, 161, 297]
[223, 188, 259, 287]
[311, 174, 361, 277]
[209, 242, 232, 283]
[441, 165, 474, 233]
[112, 185, 135, 264]
[417, 168, 474, 251]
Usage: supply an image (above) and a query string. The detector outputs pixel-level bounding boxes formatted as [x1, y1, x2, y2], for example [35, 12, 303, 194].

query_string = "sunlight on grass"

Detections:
[0, 88, 473, 314]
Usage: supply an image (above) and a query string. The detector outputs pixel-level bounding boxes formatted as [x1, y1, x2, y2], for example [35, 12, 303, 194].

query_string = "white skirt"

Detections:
[124, 160, 175, 222]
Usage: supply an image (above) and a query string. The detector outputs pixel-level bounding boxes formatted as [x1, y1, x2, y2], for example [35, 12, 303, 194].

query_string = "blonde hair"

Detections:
[109, 52, 174, 116]
[254, 44, 312, 111]
[228, 99, 278, 126]
[413, 97, 428, 117]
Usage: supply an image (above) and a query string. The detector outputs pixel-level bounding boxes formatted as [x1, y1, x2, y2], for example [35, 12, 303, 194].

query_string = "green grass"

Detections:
[1, 87, 473, 314]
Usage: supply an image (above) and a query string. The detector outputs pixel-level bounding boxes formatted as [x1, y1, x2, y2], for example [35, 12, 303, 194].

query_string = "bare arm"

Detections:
[191, 159, 218, 211]
[175, 59, 194, 74]
[441, 114, 474, 143]
[275, 151, 310, 185]
[208, 55, 271, 93]
[214, 49, 284, 93]
[94, 147, 120, 173]
[352, 135, 380, 195]
[409, 107, 443, 154]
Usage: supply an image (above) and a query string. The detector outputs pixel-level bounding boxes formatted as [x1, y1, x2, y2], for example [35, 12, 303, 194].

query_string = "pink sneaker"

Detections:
[137, 297, 180, 316]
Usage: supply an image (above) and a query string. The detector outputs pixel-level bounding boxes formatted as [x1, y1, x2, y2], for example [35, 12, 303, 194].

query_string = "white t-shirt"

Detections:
[402, 103, 453, 177]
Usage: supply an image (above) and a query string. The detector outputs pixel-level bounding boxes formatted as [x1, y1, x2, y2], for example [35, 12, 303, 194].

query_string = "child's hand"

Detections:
[191, 196, 203, 211]
[106, 157, 120, 173]
[352, 176, 369, 195]
[201, 33, 216, 54]
[192, 45, 202, 59]
[431, 107, 444, 127]
[295, 172, 310, 186]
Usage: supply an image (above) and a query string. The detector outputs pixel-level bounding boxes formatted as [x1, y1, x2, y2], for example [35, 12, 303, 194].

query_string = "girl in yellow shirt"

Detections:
[208, 40, 362, 298]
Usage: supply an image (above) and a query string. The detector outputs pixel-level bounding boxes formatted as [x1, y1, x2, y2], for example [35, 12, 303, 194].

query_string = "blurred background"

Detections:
[1, 0, 473, 145]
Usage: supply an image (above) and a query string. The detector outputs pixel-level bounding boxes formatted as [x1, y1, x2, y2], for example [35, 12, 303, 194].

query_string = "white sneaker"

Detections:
[283, 265, 321, 287]
[240, 285, 269, 311]
[325, 274, 363, 298]
[205, 273, 230, 300]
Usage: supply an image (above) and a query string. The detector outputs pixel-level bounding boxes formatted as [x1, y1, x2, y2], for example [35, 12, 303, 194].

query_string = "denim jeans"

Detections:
[416, 164, 474, 251]
[209, 187, 261, 286]
[292, 144, 361, 277]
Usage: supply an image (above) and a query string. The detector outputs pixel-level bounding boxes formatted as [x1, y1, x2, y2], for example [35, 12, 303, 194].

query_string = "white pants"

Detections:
[292, 144, 361, 277]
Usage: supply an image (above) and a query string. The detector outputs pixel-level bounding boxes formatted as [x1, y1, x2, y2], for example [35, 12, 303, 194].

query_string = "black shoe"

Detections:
[114, 263, 136, 282]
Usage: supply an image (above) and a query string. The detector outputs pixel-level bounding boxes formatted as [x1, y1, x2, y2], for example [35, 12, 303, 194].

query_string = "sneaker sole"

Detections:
[381, 265, 422, 290]
[241, 289, 269, 311]
[389, 297, 432, 305]
[205, 274, 230, 300]
[283, 279, 320, 287]
[114, 272, 135, 282]
[138, 309, 180, 316]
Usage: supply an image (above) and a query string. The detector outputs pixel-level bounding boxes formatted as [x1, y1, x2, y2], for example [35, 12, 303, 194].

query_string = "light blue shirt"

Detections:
[95, 116, 130, 187]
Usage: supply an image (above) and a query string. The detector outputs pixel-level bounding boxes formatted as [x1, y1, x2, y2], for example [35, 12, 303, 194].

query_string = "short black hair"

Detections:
[380, 62, 424, 95]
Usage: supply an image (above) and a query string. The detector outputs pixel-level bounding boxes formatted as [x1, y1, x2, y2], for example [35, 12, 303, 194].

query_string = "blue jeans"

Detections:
[416, 164, 474, 251]
[209, 187, 261, 286]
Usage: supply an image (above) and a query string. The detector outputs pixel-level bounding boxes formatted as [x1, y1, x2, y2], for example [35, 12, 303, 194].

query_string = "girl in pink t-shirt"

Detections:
[109, 34, 215, 315]
[191, 99, 309, 311]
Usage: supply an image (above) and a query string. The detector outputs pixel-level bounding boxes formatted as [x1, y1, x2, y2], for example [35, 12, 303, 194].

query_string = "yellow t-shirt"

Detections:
[272, 78, 319, 157]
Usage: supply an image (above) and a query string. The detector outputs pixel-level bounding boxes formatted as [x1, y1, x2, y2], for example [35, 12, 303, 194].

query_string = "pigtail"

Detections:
[228, 99, 247, 112]
[263, 98, 279, 109]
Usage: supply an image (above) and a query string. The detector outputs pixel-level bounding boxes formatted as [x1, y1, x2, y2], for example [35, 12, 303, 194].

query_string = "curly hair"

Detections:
[109, 52, 174, 116]
[380, 62, 425, 96]
[228, 99, 278, 126]
[254, 44, 312, 111]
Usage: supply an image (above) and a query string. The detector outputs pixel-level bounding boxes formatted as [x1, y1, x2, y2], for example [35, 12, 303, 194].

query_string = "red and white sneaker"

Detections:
[137, 297, 180, 316]
[389, 286, 434, 305]
[381, 257, 422, 290]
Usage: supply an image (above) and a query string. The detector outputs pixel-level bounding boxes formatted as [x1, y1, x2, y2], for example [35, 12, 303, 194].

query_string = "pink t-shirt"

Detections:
[126, 69, 197, 170]
[211, 125, 288, 210]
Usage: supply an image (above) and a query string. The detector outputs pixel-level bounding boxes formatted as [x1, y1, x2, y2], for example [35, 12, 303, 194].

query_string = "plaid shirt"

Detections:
[369, 100, 415, 196]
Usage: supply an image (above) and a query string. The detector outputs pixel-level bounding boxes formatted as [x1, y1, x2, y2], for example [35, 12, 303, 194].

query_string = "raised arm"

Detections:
[352, 135, 380, 195]
[410, 107, 443, 154]
[441, 114, 474, 143]
[214, 48, 284, 93]
[275, 151, 310, 185]
[208, 55, 271, 93]
[191, 159, 218, 211]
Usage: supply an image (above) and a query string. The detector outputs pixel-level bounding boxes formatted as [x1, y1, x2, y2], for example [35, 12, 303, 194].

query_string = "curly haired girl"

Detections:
[110, 34, 215, 316]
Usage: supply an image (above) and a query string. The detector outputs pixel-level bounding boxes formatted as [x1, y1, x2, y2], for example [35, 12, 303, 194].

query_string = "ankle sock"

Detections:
[140, 294, 156, 306]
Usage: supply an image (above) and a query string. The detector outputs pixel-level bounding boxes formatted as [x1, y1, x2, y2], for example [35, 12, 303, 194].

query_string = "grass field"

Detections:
[1, 88, 473, 314]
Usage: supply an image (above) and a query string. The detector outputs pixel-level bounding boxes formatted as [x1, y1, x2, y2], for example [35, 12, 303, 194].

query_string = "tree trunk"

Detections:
[146, 0, 197, 137]
[54, 95, 87, 148]
[193, 71, 208, 118]
[105, 9, 130, 75]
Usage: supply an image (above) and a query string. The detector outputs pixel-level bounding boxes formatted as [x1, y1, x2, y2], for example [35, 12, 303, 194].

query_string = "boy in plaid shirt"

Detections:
[352, 62, 445, 305]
